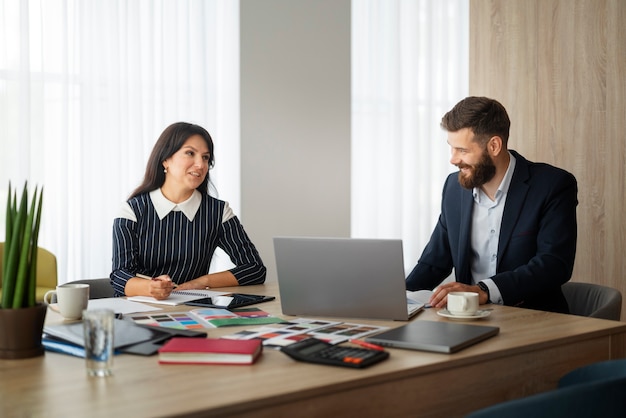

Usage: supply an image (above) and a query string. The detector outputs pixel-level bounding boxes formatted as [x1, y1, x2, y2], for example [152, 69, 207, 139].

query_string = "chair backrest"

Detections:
[559, 358, 626, 388]
[35, 247, 58, 288]
[65, 278, 115, 299]
[464, 377, 626, 418]
[0, 243, 58, 288]
[562, 282, 622, 320]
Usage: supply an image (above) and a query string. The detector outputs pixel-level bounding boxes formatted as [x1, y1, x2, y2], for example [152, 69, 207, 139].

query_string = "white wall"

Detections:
[240, 0, 351, 281]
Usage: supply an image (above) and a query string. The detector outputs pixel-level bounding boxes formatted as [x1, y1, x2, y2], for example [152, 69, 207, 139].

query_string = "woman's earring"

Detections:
[164, 167, 168, 174]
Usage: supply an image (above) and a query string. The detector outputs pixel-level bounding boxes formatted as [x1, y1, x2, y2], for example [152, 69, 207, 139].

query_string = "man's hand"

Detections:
[429, 282, 489, 308]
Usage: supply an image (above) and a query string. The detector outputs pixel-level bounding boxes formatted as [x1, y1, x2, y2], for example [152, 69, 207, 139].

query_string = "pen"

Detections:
[349, 339, 385, 351]
[136, 273, 178, 288]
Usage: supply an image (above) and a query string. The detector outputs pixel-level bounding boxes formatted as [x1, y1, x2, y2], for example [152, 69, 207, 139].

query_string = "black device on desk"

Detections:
[121, 324, 207, 355]
[43, 319, 207, 357]
[280, 338, 389, 369]
[185, 293, 275, 309]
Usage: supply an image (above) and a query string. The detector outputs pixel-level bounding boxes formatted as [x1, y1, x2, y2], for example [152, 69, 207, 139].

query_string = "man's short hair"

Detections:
[441, 96, 510, 146]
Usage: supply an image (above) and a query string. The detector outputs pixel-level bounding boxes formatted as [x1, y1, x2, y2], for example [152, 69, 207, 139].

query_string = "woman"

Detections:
[110, 122, 266, 299]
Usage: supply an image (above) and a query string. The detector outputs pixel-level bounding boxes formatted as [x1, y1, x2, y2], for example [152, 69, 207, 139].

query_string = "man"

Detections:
[406, 96, 577, 313]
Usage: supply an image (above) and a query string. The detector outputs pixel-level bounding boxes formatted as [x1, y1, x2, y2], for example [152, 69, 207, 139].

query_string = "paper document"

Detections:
[47, 298, 162, 315]
[125, 307, 284, 329]
[222, 318, 390, 347]
[127, 289, 227, 306]
[406, 290, 433, 306]
[87, 298, 162, 314]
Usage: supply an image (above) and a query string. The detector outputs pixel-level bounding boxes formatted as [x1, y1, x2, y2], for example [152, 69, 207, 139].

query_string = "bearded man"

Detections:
[406, 96, 578, 313]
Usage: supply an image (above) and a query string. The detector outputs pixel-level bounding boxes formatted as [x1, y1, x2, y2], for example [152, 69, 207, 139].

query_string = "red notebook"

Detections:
[158, 338, 263, 365]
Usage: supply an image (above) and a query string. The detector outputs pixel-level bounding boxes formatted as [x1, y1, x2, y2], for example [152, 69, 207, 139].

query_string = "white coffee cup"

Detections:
[447, 291, 479, 316]
[43, 283, 90, 320]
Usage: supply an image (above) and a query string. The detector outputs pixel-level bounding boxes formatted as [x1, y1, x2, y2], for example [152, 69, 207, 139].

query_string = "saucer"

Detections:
[437, 308, 491, 320]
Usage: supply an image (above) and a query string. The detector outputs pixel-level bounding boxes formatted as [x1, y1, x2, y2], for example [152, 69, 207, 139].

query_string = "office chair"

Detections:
[0, 243, 58, 301]
[559, 358, 626, 388]
[63, 278, 115, 299]
[464, 377, 626, 418]
[562, 282, 622, 320]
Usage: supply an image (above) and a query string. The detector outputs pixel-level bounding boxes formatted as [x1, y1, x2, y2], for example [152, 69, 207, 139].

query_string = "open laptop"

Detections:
[273, 237, 424, 321]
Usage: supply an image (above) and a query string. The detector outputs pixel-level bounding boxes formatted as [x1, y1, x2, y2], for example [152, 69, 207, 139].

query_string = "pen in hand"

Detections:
[136, 273, 178, 288]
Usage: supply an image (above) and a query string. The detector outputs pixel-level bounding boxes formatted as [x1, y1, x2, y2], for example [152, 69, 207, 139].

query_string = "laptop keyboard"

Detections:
[407, 302, 424, 316]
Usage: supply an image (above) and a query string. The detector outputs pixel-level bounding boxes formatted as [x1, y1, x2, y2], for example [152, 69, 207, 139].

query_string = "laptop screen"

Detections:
[273, 237, 419, 321]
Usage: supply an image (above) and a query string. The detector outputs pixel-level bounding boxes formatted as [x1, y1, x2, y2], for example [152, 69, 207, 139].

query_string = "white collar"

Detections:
[472, 151, 516, 202]
[149, 189, 201, 221]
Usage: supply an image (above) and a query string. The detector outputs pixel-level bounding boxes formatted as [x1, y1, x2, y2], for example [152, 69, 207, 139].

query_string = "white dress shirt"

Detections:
[470, 152, 516, 304]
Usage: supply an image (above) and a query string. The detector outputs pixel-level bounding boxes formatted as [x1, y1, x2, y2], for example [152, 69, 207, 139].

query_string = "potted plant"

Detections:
[0, 182, 47, 359]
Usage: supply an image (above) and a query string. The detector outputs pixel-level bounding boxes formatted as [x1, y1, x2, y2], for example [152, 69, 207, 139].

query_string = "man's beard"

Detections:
[457, 149, 496, 189]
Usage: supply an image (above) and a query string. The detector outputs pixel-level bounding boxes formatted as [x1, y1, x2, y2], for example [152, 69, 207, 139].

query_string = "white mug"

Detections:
[43, 283, 90, 320]
[447, 292, 479, 316]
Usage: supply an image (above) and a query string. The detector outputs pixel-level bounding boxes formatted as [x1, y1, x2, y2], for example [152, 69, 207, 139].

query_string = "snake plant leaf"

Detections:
[27, 187, 43, 307]
[13, 186, 37, 308]
[1, 182, 43, 309]
[1, 185, 28, 307]
[2, 182, 12, 283]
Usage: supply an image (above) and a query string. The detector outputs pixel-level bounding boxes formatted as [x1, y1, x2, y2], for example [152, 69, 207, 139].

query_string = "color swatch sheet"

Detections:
[222, 318, 390, 347]
[125, 308, 285, 330]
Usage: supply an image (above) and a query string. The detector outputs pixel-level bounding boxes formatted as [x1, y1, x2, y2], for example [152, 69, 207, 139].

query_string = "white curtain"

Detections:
[0, 0, 240, 283]
[351, 0, 469, 273]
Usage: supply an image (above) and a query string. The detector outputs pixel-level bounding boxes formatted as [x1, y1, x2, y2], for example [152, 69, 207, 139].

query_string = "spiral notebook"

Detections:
[128, 289, 228, 306]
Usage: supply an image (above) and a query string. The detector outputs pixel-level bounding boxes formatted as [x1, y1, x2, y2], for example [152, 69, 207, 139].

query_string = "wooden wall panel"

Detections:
[605, 0, 626, 316]
[470, 0, 626, 319]
[470, 1, 539, 152]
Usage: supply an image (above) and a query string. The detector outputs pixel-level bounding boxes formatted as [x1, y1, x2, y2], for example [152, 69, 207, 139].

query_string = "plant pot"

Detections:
[0, 303, 48, 359]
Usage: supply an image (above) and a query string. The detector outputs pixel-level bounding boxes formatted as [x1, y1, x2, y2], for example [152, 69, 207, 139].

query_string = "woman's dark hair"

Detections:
[130, 122, 215, 199]
[441, 96, 510, 146]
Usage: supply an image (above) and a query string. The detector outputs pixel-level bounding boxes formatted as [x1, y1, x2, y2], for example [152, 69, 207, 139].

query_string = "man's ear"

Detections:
[488, 136, 503, 157]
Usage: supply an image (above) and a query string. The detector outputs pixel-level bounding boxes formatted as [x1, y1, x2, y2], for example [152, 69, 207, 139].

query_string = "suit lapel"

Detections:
[498, 151, 530, 268]
[457, 188, 474, 284]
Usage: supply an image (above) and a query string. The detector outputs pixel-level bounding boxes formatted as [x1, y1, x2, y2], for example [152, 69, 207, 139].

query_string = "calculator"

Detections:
[280, 338, 389, 368]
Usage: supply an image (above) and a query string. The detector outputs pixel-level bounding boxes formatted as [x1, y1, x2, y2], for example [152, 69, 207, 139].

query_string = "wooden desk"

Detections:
[1, 282, 625, 418]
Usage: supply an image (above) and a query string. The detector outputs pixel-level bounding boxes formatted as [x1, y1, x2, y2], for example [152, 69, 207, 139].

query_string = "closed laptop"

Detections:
[273, 237, 423, 321]
[365, 320, 500, 353]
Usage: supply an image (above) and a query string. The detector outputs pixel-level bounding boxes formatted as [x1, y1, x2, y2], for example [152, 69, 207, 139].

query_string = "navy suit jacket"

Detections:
[406, 150, 578, 313]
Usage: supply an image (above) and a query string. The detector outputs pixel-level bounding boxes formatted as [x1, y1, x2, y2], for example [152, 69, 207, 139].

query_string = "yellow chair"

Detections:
[0, 243, 58, 302]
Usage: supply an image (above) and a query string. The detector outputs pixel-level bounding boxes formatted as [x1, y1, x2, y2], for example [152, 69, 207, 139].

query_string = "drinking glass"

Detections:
[82, 309, 114, 377]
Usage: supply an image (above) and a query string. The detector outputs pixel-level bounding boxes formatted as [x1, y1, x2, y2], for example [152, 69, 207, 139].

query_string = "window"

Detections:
[351, 0, 469, 272]
[0, 0, 240, 282]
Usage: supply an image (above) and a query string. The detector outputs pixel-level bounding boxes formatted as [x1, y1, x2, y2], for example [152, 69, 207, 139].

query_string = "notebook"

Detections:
[127, 289, 227, 306]
[273, 237, 424, 321]
[158, 338, 263, 365]
[365, 320, 500, 354]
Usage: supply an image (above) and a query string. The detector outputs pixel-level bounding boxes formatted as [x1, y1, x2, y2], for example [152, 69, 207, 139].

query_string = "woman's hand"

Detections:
[149, 275, 176, 300]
